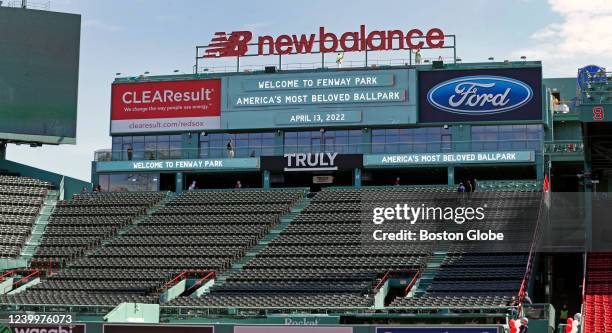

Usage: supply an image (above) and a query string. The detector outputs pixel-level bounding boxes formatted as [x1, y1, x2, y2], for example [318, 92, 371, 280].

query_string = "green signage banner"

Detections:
[242, 72, 394, 91]
[364, 150, 535, 167]
[96, 158, 259, 172]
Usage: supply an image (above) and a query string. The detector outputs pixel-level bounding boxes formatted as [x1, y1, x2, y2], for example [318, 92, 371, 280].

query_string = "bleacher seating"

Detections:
[0, 175, 52, 258]
[390, 191, 541, 309]
[33, 192, 165, 262]
[172, 187, 446, 309]
[0, 186, 543, 311]
[1, 189, 302, 306]
[583, 252, 612, 333]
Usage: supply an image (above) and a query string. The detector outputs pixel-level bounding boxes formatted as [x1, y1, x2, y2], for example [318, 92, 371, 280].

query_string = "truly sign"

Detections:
[204, 25, 445, 58]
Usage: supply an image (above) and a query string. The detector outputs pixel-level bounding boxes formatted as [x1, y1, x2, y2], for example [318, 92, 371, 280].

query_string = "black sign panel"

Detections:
[103, 324, 213, 333]
[261, 153, 363, 172]
[418, 67, 542, 122]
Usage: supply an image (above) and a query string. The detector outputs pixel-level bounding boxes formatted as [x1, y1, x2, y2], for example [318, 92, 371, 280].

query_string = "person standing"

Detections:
[394, 177, 401, 186]
[188, 181, 197, 191]
[519, 317, 529, 333]
[466, 180, 473, 193]
[457, 183, 466, 193]
[227, 139, 234, 159]
[127, 145, 133, 161]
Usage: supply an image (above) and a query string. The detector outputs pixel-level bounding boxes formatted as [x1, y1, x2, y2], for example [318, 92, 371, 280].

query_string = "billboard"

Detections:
[104, 324, 213, 333]
[111, 79, 221, 134]
[0, 7, 80, 144]
[234, 327, 352, 333]
[376, 327, 499, 333]
[364, 150, 535, 167]
[418, 67, 542, 122]
[261, 153, 362, 172]
[223, 69, 416, 129]
[0, 324, 85, 333]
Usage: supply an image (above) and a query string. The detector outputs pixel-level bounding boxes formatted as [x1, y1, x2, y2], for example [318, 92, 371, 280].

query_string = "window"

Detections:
[370, 127, 450, 153]
[199, 132, 275, 158]
[471, 125, 544, 152]
[284, 130, 363, 154]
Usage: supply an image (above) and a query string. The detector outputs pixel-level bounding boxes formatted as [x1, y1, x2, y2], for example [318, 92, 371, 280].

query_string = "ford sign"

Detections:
[427, 76, 533, 115]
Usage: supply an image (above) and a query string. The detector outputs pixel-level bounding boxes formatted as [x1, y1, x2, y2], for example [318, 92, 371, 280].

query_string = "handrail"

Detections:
[59, 175, 65, 200]
[94, 139, 545, 162]
[4, 270, 40, 293]
[163, 271, 187, 289]
[580, 251, 587, 333]
[0, 269, 16, 280]
[182, 271, 215, 295]
[404, 270, 421, 296]
[374, 270, 391, 291]
[517, 191, 546, 314]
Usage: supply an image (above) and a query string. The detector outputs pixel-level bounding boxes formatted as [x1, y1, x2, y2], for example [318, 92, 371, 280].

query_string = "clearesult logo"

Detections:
[427, 75, 533, 115]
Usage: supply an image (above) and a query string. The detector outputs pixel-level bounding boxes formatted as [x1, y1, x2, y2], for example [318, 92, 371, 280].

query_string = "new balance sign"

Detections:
[203, 25, 445, 58]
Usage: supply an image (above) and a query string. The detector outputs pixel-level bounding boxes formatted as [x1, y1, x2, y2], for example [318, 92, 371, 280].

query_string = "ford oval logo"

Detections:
[427, 75, 533, 115]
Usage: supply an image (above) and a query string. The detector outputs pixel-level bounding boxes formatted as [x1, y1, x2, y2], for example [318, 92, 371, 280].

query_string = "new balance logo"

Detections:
[204, 31, 252, 58]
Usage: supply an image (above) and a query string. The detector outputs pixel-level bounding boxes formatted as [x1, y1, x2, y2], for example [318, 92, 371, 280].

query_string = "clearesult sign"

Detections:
[364, 151, 535, 167]
[202, 25, 445, 58]
[111, 79, 221, 134]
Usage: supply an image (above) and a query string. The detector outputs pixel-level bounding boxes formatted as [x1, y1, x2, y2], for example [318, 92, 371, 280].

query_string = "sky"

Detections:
[5, 0, 612, 181]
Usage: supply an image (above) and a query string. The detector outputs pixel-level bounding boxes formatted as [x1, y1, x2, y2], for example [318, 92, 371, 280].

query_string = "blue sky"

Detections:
[6, 0, 612, 180]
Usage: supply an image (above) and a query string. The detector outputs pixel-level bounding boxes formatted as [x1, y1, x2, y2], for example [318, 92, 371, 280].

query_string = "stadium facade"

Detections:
[93, 60, 585, 194]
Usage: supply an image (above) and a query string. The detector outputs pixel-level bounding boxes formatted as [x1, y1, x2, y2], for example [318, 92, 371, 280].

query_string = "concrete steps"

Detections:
[102, 192, 173, 246]
[212, 197, 311, 289]
[408, 251, 447, 298]
[18, 190, 59, 261]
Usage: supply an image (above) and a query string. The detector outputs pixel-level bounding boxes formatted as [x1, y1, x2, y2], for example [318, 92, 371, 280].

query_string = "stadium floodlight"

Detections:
[144, 71, 150, 75]
[455, 57, 462, 62]
[488, 57, 494, 61]
[115, 72, 121, 76]
[521, 56, 527, 60]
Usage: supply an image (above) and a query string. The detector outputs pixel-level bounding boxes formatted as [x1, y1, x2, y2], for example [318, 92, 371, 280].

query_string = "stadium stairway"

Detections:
[204, 196, 312, 292]
[408, 251, 446, 298]
[18, 190, 59, 262]
[101, 191, 174, 247]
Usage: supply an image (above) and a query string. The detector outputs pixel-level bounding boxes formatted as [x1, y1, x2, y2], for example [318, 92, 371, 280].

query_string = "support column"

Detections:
[0, 142, 6, 160]
[263, 170, 270, 190]
[175, 172, 183, 194]
[354, 168, 361, 188]
[447, 166, 455, 186]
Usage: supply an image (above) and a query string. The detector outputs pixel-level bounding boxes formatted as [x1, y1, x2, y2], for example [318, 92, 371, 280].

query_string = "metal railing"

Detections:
[6, 0, 50, 10]
[195, 56, 458, 74]
[544, 141, 584, 154]
[579, 70, 612, 104]
[94, 139, 545, 162]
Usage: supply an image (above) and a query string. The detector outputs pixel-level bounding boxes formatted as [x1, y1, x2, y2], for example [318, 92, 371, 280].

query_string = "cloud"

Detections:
[513, 0, 612, 76]
[82, 19, 122, 32]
